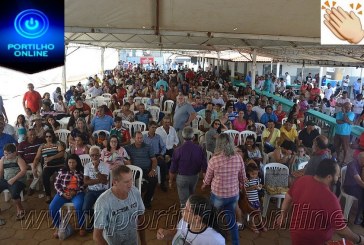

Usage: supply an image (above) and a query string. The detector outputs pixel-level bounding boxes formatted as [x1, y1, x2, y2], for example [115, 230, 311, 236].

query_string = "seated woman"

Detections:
[70, 134, 90, 156]
[120, 102, 135, 122]
[232, 110, 247, 132]
[67, 109, 81, 131]
[343, 152, 364, 225]
[199, 110, 213, 133]
[245, 135, 263, 167]
[54, 95, 68, 118]
[49, 154, 86, 238]
[45, 115, 60, 131]
[31, 115, 48, 140]
[291, 145, 310, 172]
[157, 194, 225, 245]
[32, 130, 65, 203]
[69, 117, 93, 146]
[100, 135, 130, 169]
[0, 144, 27, 224]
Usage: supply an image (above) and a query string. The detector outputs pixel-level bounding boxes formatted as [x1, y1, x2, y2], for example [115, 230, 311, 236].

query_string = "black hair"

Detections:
[246, 164, 259, 176]
[3, 143, 16, 153]
[64, 154, 83, 173]
[188, 195, 226, 238]
[114, 116, 122, 122]
[280, 140, 297, 152]
[107, 135, 121, 151]
[43, 129, 58, 143]
[315, 158, 339, 178]
[315, 136, 328, 150]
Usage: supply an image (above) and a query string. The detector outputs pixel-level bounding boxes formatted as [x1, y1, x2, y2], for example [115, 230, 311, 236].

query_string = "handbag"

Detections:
[58, 211, 74, 240]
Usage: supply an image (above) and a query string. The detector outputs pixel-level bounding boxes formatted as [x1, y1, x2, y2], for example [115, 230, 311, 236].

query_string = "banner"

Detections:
[140, 57, 154, 65]
[0, 0, 64, 73]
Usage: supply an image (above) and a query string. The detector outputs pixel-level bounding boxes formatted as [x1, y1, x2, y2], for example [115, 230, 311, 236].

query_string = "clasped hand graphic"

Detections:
[324, 7, 364, 44]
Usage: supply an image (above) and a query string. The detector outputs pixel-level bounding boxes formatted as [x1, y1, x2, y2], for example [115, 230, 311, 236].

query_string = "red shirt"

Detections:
[116, 88, 127, 102]
[274, 110, 286, 124]
[23, 91, 42, 113]
[288, 176, 346, 245]
[310, 88, 321, 101]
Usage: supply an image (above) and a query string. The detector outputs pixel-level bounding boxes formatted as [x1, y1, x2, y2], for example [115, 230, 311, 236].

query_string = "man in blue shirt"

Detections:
[143, 121, 168, 192]
[155, 76, 169, 91]
[234, 96, 247, 112]
[135, 104, 152, 128]
[260, 106, 278, 126]
[334, 102, 355, 164]
[0, 117, 17, 158]
[353, 78, 361, 97]
[91, 106, 114, 133]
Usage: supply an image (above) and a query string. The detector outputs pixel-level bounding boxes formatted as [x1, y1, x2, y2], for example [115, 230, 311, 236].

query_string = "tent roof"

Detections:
[65, 0, 364, 67]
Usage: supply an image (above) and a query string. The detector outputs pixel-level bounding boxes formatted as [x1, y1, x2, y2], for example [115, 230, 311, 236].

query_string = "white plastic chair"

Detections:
[162, 100, 175, 115]
[206, 150, 213, 161]
[132, 121, 146, 135]
[222, 130, 240, 146]
[113, 109, 122, 117]
[133, 97, 143, 105]
[126, 165, 143, 193]
[148, 106, 161, 122]
[57, 117, 70, 129]
[4, 189, 24, 202]
[122, 121, 133, 137]
[340, 166, 358, 220]
[191, 115, 202, 135]
[297, 161, 308, 170]
[282, 117, 288, 124]
[262, 163, 289, 217]
[255, 123, 266, 135]
[102, 93, 112, 99]
[79, 154, 91, 167]
[314, 125, 322, 134]
[141, 97, 150, 105]
[239, 130, 257, 145]
[54, 129, 71, 146]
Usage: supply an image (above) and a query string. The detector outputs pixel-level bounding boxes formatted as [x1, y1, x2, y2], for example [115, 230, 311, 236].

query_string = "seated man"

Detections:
[17, 129, 43, 195]
[0, 144, 27, 224]
[110, 116, 131, 146]
[262, 120, 281, 153]
[279, 119, 299, 146]
[298, 121, 319, 153]
[125, 131, 158, 209]
[143, 121, 168, 192]
[135, 103, 152, 127]
[91, 106, 114, 132]
[83, 146, 110, 230]
[260, 106, 278, 126]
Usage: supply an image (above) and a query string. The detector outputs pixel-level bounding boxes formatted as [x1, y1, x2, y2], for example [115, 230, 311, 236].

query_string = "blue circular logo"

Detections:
[14, 9, 49, 39]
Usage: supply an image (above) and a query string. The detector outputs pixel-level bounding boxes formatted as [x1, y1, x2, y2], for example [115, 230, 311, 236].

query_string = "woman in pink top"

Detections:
[232, 110, 247, 132]
[100, 135, 130, 169]
[70, 135, 89, 156]
[202, 133, 246, 245]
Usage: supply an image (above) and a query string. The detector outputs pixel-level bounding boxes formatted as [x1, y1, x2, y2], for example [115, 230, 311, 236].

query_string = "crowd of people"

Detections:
[0, 64, 363, 244]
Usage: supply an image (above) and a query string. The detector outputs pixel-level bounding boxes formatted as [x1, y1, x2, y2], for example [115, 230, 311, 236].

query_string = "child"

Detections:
[292, 146, 310, 172]
[15, 114, 27, 143]
[244, 164, 267, 233]
[109, 117, 131, 146]
[95, 131, 107, 149]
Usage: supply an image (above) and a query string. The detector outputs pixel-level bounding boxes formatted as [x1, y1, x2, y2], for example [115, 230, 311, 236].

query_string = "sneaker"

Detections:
[28, 188, 35, 196]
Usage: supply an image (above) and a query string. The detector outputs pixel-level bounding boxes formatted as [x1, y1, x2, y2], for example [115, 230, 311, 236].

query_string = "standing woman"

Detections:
[205, 119, 225, 153]
[202, 133, 246, 245]
[14, 114, 28, 143]
[49, 154, 86, 238]
[32, 129, 65, 203]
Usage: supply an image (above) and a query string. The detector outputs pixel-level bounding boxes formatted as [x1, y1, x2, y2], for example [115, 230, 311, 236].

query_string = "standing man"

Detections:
[125, 132, 158, 209]
[0, 96, 8, 123]
[334, 102, 355, 164]
[143, 121, 168, 192]
[285, 72, 291, 86]
[324, 83, 334, 100]
[93, 165, 146, 245]
[278, 159, 364, 245]
[22, 83, 42, 114]
[342, 74, 350, 92]
[17, 129, 43, 195]
[173, 95, 196, 143]
[353, 78, 361, 97]
[169, 127, 207, 207]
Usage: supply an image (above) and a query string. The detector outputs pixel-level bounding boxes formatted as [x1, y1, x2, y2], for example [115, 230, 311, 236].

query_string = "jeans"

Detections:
[49, 192, 85, 228]
[176, 174, 198, 207]
[210, 193, 239, 245]
[0, 179, 25, 200]
[43, 166, 61, 196]
[82, 189, 106, 228]
[142, 169, 158, 205]
[157, 157, 167, 185]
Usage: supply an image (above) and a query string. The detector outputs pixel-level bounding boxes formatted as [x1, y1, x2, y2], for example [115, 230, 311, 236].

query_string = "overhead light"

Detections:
[233, 27, 238, 31]
[142, 26, 146, 29]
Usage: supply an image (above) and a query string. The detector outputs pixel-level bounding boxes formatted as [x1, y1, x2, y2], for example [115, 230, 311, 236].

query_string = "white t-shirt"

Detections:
[343, 78, 350, 87]
[252, 106, 266, 121]
[353, 100, 364, 114]
[285, 75, 291, 85]
[84, 161, 110, 191]
[172, 219, 225, 245]
[324, 87, 334, 100]
[335, 97, 351, 113]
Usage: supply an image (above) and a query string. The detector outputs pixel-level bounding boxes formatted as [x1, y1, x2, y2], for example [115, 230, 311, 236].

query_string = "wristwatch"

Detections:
[152, 169, 157, 173]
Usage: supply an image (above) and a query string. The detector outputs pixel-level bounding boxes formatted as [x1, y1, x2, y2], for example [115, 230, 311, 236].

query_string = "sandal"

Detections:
[0, 218, 6, 226]
[16, 210, 26, 221]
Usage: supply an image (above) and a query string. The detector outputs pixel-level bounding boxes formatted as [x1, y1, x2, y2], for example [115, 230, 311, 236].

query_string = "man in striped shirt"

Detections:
[17, 129, 42, 195]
